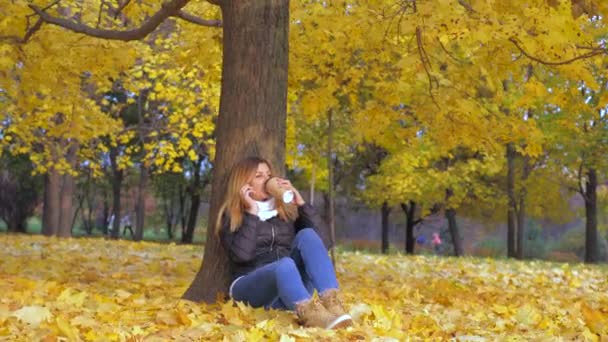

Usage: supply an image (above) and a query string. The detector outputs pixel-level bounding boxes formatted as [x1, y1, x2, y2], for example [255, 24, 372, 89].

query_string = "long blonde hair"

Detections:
[215, 156, 298, 234]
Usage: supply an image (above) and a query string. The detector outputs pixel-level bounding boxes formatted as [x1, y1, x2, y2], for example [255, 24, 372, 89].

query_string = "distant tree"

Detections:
[0, 152, 42, 232]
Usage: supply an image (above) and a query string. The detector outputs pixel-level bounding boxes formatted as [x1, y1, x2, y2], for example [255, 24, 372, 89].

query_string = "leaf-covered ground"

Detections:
[1, 235, 607, 341]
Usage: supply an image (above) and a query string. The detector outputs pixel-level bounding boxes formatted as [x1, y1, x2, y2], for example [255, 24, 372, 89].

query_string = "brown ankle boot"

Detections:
[295, 297, 352, 329]
[320, 289, 351, 319]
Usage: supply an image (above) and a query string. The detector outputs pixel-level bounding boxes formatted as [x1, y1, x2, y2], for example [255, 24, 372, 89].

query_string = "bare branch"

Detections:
[29, 0, 191, 41]
[416, 27, 440, 108]
[0, 18, 43, 44]
[457, 0, 476, 13]
[437, 38, 470, 64]
[509, 38, 606, 66]
[23, 18, 44, 42]
[97, 0, 107, 28]
[173, 11, 222, 27]
[113, 0, 132, 19]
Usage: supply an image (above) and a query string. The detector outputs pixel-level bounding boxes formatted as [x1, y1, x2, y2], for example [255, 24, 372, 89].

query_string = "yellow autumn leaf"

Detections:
[11, 306, 52, 327]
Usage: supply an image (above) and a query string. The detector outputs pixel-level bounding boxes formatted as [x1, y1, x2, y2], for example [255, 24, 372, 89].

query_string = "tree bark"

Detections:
[135, 163, 148, 241]
[506, 143, 517, 258]
[57, 144, 78, 237]
[42, 170, 61, 236]
[401, 201, 417, 254]
[516, 155, 530, 260]
[327, 110, 336, 264]
[183, 158, 204, 244]
[109, 146, 123, 239]
[182, 0, 290, 303]
[178, 184, 188, 235]
[164, 199, 175, 240]
[7, 219, 27, 233]
[102, 193, 109, 235]
[584, 168, 598, 263]
[446, 189, 463, 256]
[380, 201, 391, 254]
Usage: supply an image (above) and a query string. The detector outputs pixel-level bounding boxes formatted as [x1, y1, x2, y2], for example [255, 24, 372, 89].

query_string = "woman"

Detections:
[217, 156, 352, 329]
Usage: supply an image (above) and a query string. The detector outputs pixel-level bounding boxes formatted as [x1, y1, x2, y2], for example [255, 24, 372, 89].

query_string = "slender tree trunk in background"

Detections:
[584, 168, 598, 263]
[321, 192, 330, 224]
[7, 219, 27, 233]
[71, 197, 83, 235]
[165, 199, 175, 240]
[109, 146, 123, 239]
[56, 144, 78, 237]
[401, 201, 417, 254]
[182, 0, 290, 303]
[446, 208, 463, 257]
[102, 193, 109, 235]
[183, 158, 204, 244]
[506, 143, 517, 258]
[445, 189, 463, 256]
[135, 163, 148, 241]
[327, 110, 336, 264]
[516, 155, 530, 260]
[57, 171, 75, 237]
[84, 191, 95, 234]
[178, 185, 188, 237]
[309, 165, 315, 206]
[380, 201, 390, 254]
[42, 170, 61, 236]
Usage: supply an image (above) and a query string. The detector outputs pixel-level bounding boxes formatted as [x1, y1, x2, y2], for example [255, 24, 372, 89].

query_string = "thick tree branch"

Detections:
[509, 38, 606, 66]
[29, 0, 192, 41]
[173, 10, 222, 27]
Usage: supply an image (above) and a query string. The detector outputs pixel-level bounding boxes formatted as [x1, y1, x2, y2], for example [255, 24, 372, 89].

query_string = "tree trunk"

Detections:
[57, 171, 75, 237]
[321, 192, 330, 224]
[183, 158, 204, 244]
[134, 163, 148, 241]
[506, 143, 517, 258]
[42, 170, 61, 236]
[401, 201, 417, 254]
[445, 189, 463, 256]
[309, 165, 315, 205]
[102, 194, 109, 235]
[327, 110, 336, 264]
[584, 168, 598, 263]
[380, 201, 390, 254]
[7, 219, 27, 233]
[57, 145, 78, 237]
[516, 155, 530, 260]
[178, 184, 188, 236]
[182, 0, 289, 303]
[109, 146, 123, 239]
[164, 199, 175, 240]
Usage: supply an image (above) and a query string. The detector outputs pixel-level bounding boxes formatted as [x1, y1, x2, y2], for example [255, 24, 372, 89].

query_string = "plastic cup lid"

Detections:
[283, 191, 294, 203]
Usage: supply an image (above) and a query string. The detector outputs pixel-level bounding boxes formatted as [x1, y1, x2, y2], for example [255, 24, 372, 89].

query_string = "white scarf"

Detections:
[255, 197, 278, 221]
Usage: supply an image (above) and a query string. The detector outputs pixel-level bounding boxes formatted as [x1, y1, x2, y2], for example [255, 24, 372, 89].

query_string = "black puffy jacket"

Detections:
[220, 203, 332, 282]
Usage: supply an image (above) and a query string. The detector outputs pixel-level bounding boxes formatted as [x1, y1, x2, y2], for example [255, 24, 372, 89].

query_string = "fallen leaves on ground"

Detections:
[1, 234, 607, 341]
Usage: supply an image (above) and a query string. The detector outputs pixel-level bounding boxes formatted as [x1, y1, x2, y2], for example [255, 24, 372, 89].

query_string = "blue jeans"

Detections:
[231, 228, 339, 310]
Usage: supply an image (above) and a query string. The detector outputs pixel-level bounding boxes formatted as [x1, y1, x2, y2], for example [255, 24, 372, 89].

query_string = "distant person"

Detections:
[432, 232, 442, 254]
[218, 156, 352, 329]
[107, 214, 115, 235]
[416, 235, 426, 245]
[121, 214, 133, 237]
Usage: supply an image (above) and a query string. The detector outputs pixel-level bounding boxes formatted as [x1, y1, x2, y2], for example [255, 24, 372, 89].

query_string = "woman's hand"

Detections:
[240, 184, 258, 215]
[275, 178, 306, 206]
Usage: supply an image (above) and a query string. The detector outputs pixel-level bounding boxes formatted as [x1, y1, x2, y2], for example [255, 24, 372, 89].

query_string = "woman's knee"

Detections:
[274, 257, 298, 276]
[295, 228, 320, 243]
